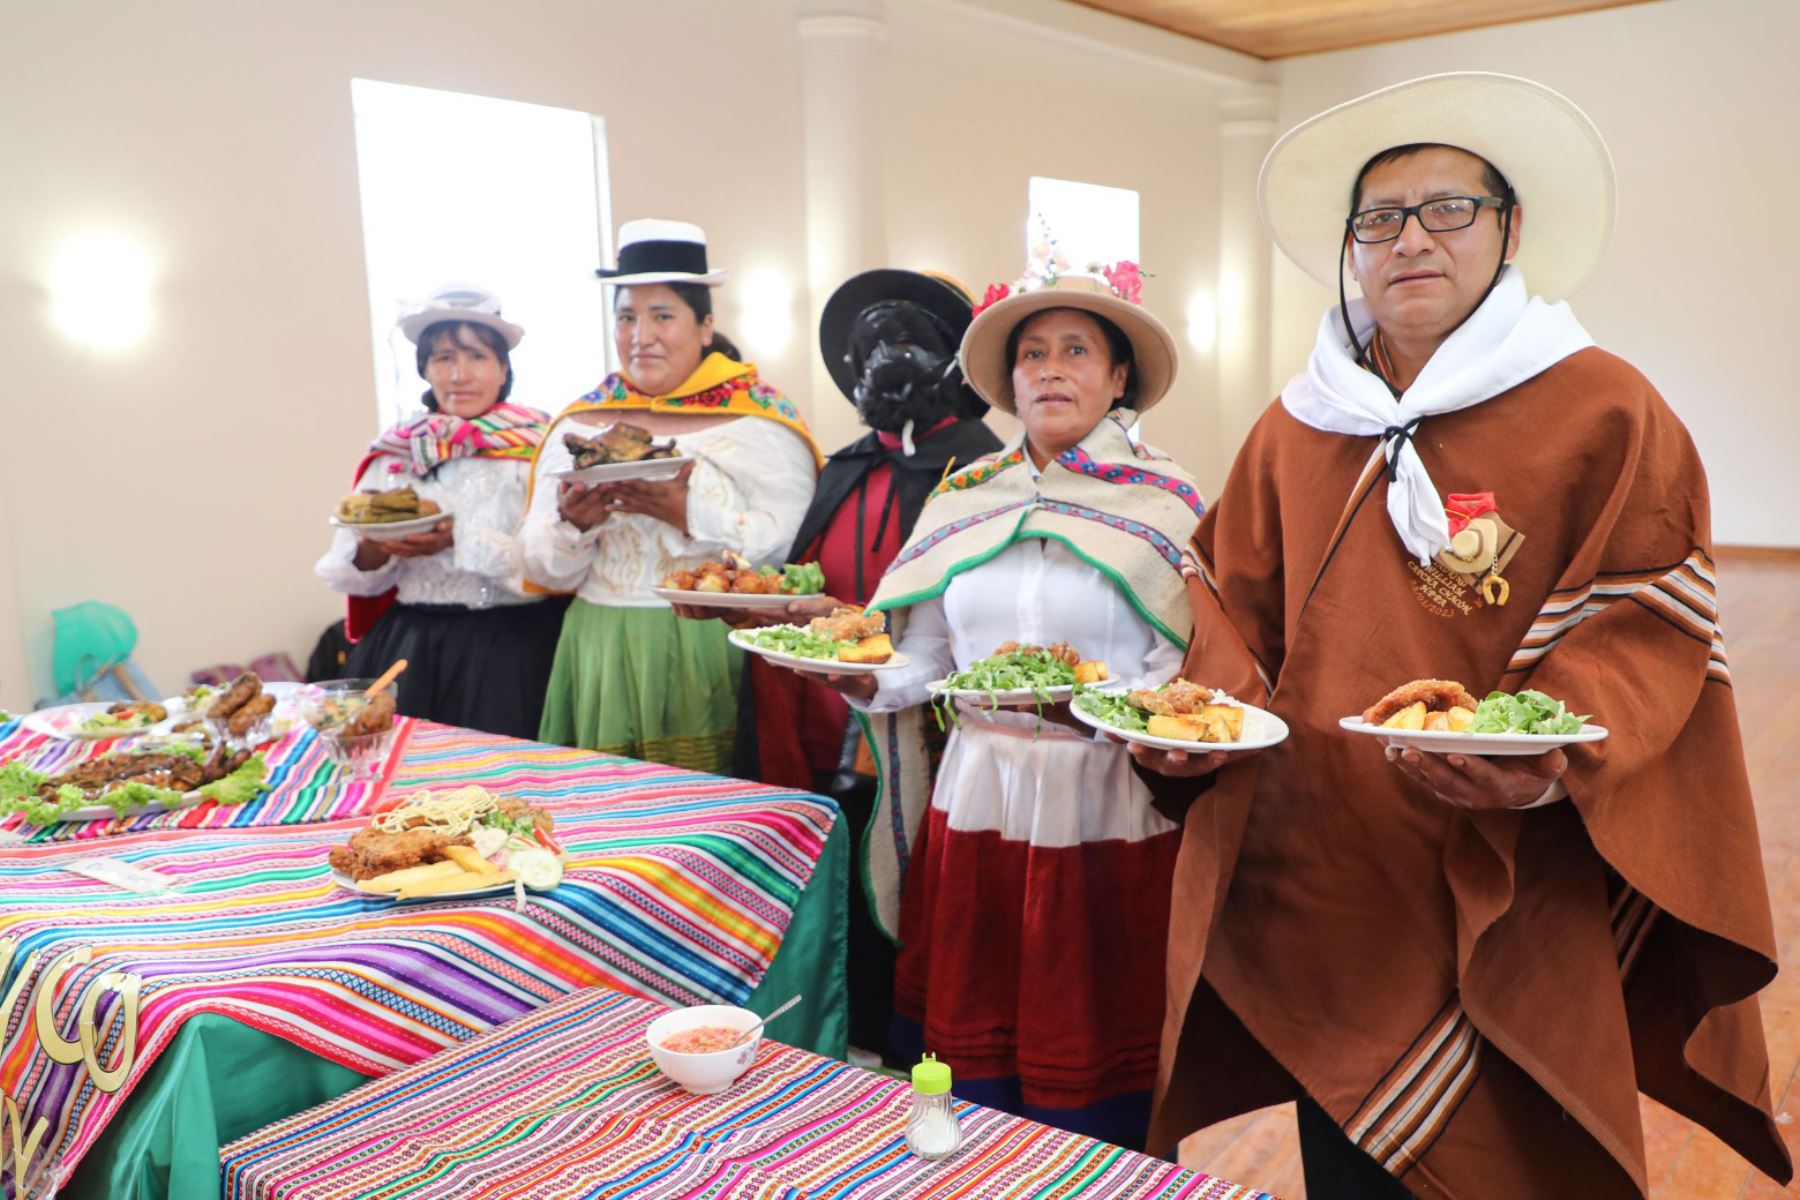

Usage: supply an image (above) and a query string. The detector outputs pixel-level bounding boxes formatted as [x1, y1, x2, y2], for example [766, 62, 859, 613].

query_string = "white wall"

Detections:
[0, 0, 812, 710]
[1270, 0, 1800, 548]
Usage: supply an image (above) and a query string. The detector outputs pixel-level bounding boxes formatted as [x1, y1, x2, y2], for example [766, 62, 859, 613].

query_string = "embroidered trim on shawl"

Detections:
[1506, 549, 1725, 682]
[1057, 447, 1206, 518]
[928, 448, 1027, 500]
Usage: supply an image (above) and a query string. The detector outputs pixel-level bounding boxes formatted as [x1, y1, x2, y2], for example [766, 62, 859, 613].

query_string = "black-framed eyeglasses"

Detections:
[1346, 195, 1506, 243]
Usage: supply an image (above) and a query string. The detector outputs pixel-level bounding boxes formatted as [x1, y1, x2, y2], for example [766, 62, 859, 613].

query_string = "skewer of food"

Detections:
[329, 786, 563, 898]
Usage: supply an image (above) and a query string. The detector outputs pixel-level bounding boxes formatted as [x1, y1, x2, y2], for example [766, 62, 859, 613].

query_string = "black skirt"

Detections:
[343, 599, 568, 741]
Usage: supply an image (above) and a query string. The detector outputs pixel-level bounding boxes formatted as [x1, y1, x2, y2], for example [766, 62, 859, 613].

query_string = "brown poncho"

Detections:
[1149, 348, 1791, 1197]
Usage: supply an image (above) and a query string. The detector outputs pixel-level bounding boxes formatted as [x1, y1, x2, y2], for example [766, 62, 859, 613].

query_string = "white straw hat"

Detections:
[396, 283, 524, 349]
[595, 218, 729, 287]
[1258, 72, 1616, 302]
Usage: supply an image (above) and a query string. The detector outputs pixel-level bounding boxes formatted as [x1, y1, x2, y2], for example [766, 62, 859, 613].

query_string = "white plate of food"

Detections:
[546, 457, 687, 485]
[20, 701, 173, 741]
[331, 866, 521, 901]
[927, 642, 1114, 706]
[652, 587, 815, 611]
[327, 786, 565, 900]
[1344, 680, 1607, 756]
[728, 627, 907, 675]
[1337, 717, 1609, 756]
[0, 743, 269, 824]
[1070, 680, 1290, 752]
[328, 508, 455, 539]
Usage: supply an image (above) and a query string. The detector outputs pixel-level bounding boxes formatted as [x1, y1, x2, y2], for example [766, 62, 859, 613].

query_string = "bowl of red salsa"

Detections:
[645, 1004, 762, 1095]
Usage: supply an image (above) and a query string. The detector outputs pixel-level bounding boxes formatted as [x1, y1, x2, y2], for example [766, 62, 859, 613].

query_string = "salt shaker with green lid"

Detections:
[904, 1053, 962, 1160]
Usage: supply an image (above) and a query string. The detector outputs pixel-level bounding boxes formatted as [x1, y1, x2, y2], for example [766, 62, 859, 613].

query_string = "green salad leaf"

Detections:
[1072, 687, 1149, 732]
[938, 649, 1077, 697]
[1469, 689, 1589, 735]
[78, 709, 156, 735]
[781, 561, 825, 596]
[742, 625, 852, 662]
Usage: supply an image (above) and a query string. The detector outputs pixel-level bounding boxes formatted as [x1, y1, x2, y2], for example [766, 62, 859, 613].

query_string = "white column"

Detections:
[795, 0, 889, 450]
[1215, 86, 1278, 482]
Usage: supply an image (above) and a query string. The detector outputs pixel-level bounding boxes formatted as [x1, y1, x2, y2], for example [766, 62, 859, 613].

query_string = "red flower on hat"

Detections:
[972, 282, 1011, 318]
[1103, 261, 1144, 305]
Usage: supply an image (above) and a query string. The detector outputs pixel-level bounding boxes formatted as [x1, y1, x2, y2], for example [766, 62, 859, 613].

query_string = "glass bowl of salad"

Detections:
[297, 680, 400, 778]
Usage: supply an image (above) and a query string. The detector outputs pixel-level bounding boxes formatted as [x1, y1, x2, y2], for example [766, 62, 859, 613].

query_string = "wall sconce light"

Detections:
[51, 231, 154, 351]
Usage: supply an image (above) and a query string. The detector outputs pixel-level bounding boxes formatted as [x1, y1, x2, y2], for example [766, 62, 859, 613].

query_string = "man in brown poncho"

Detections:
[1136, 72, 1792, 1198]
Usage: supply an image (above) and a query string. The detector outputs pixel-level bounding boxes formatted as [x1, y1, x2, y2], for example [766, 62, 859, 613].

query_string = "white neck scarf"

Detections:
[1280, 267, 1592, 563]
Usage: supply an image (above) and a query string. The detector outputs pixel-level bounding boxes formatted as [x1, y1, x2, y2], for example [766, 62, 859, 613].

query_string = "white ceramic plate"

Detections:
[1337, 716, 1609, 756]
[331, 868, 519, 901]
[926, 679, 1127, 706]
[651, 587, 817, 611]
[59, 790, 207, 823]
[328, 508, 455, 540]
[21, 702, 170, 741]
[1070, 698, 1291, 752]
[545, 458, 686, 485]
[727, 628, 908, 675]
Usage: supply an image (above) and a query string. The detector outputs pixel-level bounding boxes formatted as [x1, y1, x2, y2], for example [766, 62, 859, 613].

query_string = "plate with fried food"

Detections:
[928, 642, 1113, 706]
[328, 785, 565, 901]
[728, 606, 906, 674]
[653, 555, 827, 610]
[329, 487, 452, 539]
[546, 423, 685, 484]
[1071, 678, 1289, 751]
[1340, 679, 1608, 755]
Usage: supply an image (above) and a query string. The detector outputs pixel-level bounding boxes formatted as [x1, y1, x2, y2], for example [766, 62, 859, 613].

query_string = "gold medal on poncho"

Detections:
[1409, 493, 1522, 615]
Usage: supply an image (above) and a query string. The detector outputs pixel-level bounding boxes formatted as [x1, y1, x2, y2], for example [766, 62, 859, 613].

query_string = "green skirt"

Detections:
[539, 600, 743, 772]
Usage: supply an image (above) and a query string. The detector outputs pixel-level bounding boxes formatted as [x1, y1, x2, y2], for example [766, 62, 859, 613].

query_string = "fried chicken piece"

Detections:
[808, 606, 886, 643]
[328, 826, 469, 881]
[207, 672, 263, 721]
[228, 693, 277, 737]
[1130, 678, 1213, 716]
[663, 569, 698, 590]
[1043, 643, 1081, 667]
[1361, 679, 1479, 726]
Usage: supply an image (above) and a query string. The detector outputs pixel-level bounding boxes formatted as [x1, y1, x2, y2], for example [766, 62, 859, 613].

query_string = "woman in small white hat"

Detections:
[521, 220, 821, 771]
[780, 254, 1207, 1147]
[316, 284, 562, 739]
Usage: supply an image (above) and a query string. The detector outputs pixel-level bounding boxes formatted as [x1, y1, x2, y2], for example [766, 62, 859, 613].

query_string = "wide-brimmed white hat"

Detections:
[1259, 72, 1616, 302]
[595, 219, 729, 287]
[396, 283, 525, 349]
[960, 274, 1178, 415]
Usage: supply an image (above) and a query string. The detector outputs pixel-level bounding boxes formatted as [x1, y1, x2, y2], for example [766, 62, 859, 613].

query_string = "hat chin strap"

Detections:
[1336, 199, 1514, 400]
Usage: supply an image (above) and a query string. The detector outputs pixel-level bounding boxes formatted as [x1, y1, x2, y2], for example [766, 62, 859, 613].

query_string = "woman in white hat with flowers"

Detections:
[316, 284, 562, 739]
[782, 250, 1207, 1148]
[1139, 73, 1791, 1198]
[521, 220, 820, 771]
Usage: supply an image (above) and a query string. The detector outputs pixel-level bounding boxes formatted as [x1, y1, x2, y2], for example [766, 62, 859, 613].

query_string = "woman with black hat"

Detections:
[521, 220, 820, 772]
[772, 257, 1206, 1146]
[316, 284, 562, 739]
[718, 267, 1002, 1060]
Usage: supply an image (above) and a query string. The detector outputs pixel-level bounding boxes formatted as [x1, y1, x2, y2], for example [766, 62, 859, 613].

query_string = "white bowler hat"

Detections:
[595, 219, 729, 287]
[396, 283, 524, 349]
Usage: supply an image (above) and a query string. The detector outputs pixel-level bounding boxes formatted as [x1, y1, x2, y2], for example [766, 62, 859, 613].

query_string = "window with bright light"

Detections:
[350, 79, 613, 429]
[1026, 177, 1140, 270]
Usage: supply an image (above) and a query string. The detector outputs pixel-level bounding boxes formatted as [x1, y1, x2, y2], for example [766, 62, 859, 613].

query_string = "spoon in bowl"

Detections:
[732, 993, 802, 1049]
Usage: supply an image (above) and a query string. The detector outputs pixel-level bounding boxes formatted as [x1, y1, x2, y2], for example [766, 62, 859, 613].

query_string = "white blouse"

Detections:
[860, 537, 1185, 727]
[520, 414, 818, 607]
[314, 454, 538, 609]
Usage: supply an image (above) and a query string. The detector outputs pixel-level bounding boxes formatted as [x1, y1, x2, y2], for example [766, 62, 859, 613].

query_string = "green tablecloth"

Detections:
[64, 819, 848, 1200]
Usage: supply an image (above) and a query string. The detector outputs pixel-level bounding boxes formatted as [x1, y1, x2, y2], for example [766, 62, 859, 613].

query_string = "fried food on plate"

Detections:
[208, 672, 263, 721]
[1126, 679, 1246, 743]
[1361, 679, 1479, 731]
[328, 825, 469, 881]
[334, 488, 441, 525]
[564, 423, 678, 467]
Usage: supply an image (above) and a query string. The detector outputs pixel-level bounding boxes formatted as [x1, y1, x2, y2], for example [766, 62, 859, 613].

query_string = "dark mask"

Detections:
[848, 302, 967, 434]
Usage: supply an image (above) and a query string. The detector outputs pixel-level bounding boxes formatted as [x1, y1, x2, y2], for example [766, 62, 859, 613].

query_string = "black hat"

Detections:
[818, 270, 977, 403]
[594, 219, 728, 286]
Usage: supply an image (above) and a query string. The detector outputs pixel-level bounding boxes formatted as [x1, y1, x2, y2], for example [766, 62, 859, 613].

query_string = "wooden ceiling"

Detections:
[1064, 0, 1658, 60]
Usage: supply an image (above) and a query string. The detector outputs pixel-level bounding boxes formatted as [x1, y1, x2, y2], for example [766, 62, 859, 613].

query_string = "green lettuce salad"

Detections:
[1071, 687, 1149, 733]
[937, 648, 1078, 696]
[741, 625, 855, 662]
[1469, 689, 1589, 736]
[780, 562, 825, 595]
[0, 747, 269, 826]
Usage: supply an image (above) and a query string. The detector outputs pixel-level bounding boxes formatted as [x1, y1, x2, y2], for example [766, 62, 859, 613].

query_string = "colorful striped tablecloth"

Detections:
[0, 723, 838, 1187]
[0, 716, 413, 843]
[223, 986, 1278, 1200]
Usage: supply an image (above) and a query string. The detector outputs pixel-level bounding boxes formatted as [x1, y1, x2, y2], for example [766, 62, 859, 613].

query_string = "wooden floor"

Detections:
[1179, 547, 1800, 1198]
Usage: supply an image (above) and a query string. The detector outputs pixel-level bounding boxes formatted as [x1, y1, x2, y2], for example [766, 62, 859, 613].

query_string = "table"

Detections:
[0, 720, 846, 1199]
[223, 986, 1279, 1200]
